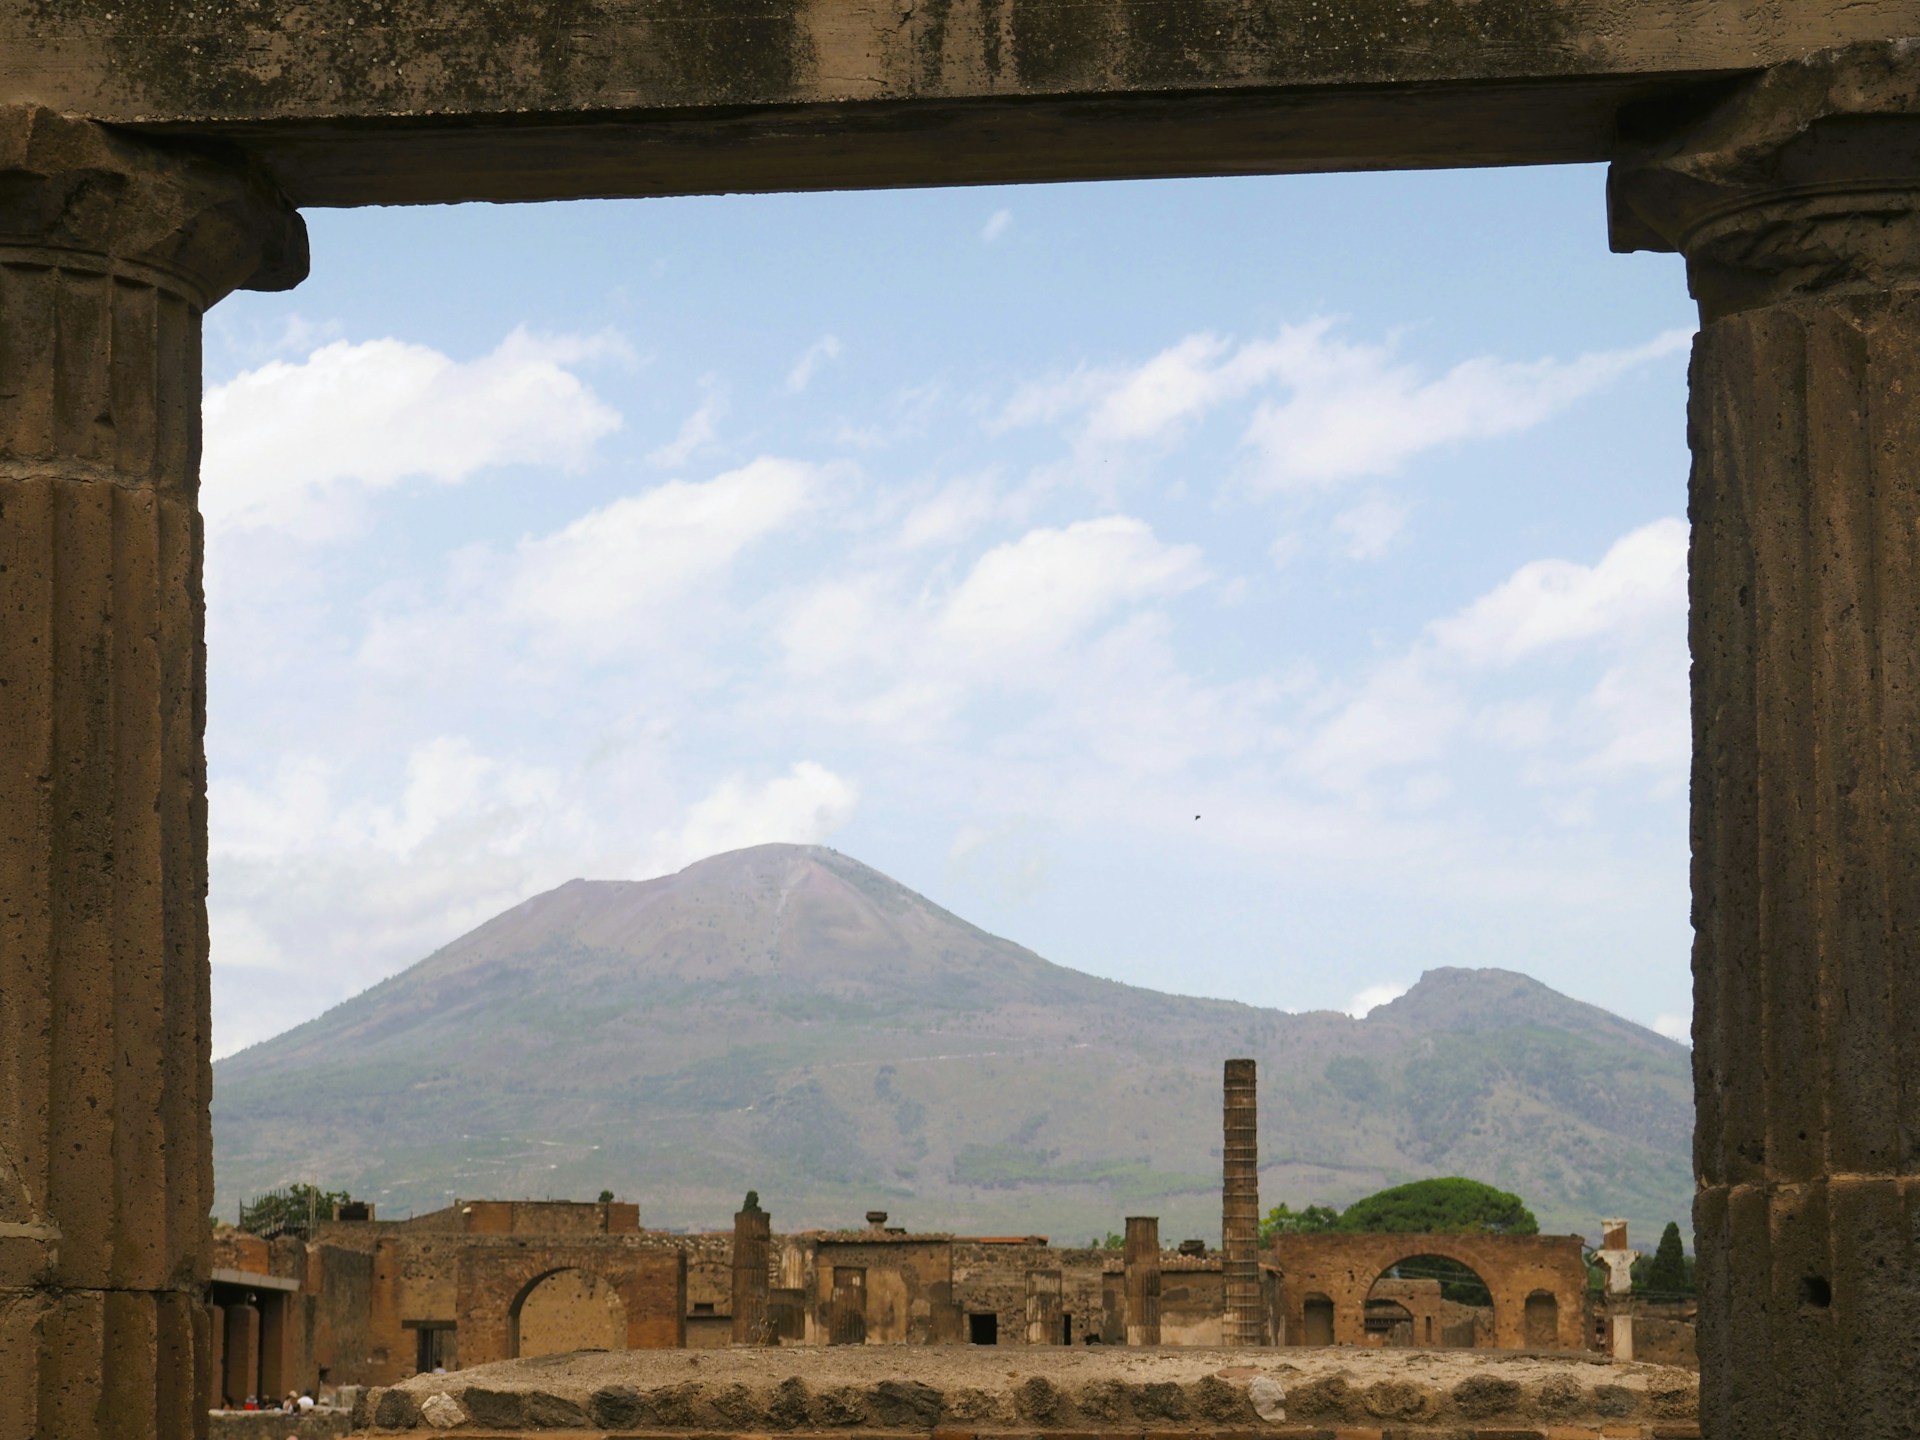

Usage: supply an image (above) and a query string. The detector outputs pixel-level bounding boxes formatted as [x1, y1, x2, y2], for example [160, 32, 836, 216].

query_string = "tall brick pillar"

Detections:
[0, 108, 305, 1440]
[730, 1203, 771, 1344]
[1121, 1216, 1160, 1345]
[1221, 1057, 1261, 1345]
[1610, 41, 1920, 1440]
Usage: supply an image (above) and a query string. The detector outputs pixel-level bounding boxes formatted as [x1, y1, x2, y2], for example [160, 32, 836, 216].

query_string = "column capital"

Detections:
[1609, 41, 1920, 321]
[0, 105, 306, 308]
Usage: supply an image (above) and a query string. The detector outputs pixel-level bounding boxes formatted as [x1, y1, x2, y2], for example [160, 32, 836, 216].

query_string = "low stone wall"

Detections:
[212, 1410, 354, 1440]
[346, 1346, 1697, 1439]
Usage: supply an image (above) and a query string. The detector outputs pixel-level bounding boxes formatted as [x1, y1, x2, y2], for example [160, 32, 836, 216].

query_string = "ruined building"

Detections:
[196, 1054, 1633, 1403]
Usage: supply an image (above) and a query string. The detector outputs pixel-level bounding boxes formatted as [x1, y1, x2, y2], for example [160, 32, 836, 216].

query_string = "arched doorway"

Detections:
[509, 1268, 627, 1359]
[1365, 1255, 1495, 1349]
[1524, 1288, 1559, 1348]
[1301, 1293, 1335, 1347]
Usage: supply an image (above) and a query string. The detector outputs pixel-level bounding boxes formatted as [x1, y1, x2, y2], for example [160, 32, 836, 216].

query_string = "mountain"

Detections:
[211, 844, 1694, 1243]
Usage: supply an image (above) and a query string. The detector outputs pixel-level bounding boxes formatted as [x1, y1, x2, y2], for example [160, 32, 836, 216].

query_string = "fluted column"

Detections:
[1610, 41, 1920, 1440]
[1221, 1058, 1261, 1345]
[0, 108, 304, 1440]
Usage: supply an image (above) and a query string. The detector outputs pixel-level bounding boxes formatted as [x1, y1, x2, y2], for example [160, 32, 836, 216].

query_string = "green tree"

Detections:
[1260, 1203, 1343, 1241]
[597, 1189, 616, 1204]
[1334, 1178, 1538, 1235]
[1638, 1221, 1694, 1297]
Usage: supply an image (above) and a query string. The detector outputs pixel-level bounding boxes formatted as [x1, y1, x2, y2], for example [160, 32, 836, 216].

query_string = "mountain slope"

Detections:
[212, 845, 1692, 1242]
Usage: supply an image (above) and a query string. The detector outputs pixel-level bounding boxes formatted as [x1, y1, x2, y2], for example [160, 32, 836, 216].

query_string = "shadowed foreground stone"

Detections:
[0, 106, 302, 1440]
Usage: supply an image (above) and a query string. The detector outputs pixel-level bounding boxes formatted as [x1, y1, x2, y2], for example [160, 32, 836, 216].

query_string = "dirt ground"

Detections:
[354, 1345, 1698, 1432]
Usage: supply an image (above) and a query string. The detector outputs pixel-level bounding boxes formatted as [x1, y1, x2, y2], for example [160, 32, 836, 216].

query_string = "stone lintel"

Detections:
[6, 0, 1920, 204]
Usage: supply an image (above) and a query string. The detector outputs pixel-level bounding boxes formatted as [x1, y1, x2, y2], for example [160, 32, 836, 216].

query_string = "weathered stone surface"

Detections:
[1365, 1379, 1437, 1422]
[1452, 1376, 1523, 1419]
[354, 1347, 1694, 1436]
[1610, 42, 1920, 1439]
[418, 1394, 466, 1430]
[1248, 1375, 1288, 1422]
[0, 104, 301, 1440]
[373, 1388, 422, 1429]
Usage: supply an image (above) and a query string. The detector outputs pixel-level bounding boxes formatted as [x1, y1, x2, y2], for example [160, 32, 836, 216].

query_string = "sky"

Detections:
[201, 163, 1701, 1060]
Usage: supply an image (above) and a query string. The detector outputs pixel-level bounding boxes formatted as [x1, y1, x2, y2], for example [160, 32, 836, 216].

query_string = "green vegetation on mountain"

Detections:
[211, 845, 1692, 1242]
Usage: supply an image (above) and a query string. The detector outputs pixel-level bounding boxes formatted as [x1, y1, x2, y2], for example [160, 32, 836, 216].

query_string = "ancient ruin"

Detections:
[5, 6, 1920, 1438]
[200, 1188, 1623, 1402]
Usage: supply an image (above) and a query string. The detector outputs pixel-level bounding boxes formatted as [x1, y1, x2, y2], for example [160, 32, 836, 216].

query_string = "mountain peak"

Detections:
[212, 849, 1692, 1243]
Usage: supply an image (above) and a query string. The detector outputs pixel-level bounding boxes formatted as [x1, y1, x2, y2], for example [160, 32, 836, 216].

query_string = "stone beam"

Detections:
[6, 0, 1920, 205]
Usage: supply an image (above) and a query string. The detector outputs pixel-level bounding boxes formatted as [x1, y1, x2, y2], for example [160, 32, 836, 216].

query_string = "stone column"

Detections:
[1610, 41, 1920, 1440]
[222, 1303, 259, 1409]
[731, 1204, 771, 1344]
[1221, 1057, 1262, 1345]
[0, 108, 305, 1440]
[1122, 1216, 1160, 1345]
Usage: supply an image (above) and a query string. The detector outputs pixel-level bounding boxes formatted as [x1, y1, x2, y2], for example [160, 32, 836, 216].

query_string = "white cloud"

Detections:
[786, 335, 843, 393]
[981, 209, 1013, 243]
[654, 762, 858, 869]
[1433, 518, 1688, 667]
[649, 387, 726, 468]
[938, 517, 1209, 663]
[358, 457, 831, 677]
[1652, 1012, 1692, 1045]
[202, 328, 625, 537]
[1347, 981, 1410, 1017]
[1291, 518, 1689, 794]
[1242, 329, 1691, 490]
[998, 321, 1690, 493]
[1332, 497, 1409, 559]
[505, 458, 821, 638]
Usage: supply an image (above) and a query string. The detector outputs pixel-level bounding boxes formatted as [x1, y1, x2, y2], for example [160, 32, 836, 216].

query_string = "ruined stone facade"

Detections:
[201, 1196, 1608, 1402]
[1269, 1231, 1590, 1352]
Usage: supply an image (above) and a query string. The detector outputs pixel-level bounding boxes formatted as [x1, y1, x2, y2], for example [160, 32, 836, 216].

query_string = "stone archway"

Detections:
[1269, 1232, 1588, 1351]
[1364, 1254, 1495, 1349]
[456, 1242, 686, 1367]
[509, 1267, 628, 1359]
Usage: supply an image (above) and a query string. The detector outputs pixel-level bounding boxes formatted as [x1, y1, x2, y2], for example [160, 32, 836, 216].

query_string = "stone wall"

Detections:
[343, 1346, 1699, 1437]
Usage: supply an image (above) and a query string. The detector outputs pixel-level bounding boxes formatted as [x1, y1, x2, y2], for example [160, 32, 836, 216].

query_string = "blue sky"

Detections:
[202, 164, 1700, 1058]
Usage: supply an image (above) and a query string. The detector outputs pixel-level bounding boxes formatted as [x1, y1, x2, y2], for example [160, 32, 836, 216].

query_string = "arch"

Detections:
[1365, 1253, 1494, 1349]
[1270, 1231, 1589, 1351]
[1524, 1288, 1559, 1348]
[507, 1266, 627, 1359]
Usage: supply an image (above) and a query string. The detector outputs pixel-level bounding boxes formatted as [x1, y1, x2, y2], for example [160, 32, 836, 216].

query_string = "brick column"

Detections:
[1121, 1216, 1160, 1345]
[1221, 1058, 1261, 1345]
[730, 1205, 771, 1344]
[1610, 40, 1920, 1440]
[0, 108, 304, 1440]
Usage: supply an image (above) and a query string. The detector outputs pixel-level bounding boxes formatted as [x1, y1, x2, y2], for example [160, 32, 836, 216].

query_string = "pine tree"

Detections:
[1642, 1221, 1692, 1296]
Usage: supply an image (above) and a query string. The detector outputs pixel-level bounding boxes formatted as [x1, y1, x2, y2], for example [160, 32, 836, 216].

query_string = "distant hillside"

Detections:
[211, 845, 1693, 1243]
